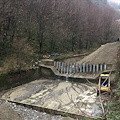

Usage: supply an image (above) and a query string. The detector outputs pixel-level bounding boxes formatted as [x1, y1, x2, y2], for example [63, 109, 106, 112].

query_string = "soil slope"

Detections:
[77, 42, 120, 64]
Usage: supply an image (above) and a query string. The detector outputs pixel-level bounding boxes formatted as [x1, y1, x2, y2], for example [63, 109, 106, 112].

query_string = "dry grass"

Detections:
[1, 38, 35, 72]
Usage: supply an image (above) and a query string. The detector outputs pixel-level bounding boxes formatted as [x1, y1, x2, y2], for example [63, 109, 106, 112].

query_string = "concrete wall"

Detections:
[0, 67, 55, 91]
[39, 66, 56, 78]
[54, 61, 113, 74]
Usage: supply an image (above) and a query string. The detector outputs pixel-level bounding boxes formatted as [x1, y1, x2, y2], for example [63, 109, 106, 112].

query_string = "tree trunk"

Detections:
[85, 40, 89, 49]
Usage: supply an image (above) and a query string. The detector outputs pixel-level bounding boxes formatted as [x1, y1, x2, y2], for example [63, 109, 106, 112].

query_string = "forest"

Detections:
[0, 0, 120, 70]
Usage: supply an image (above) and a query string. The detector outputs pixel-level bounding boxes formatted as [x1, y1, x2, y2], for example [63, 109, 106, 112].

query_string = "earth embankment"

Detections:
[78, 42, 120, 65]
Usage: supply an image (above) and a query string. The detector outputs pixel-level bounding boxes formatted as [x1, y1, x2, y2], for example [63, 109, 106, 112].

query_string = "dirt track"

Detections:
[77, 42, 120, 64]
[62, 42, 120, 64]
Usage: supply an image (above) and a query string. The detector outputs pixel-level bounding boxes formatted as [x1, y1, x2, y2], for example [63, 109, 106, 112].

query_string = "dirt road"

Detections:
[61, 42, 120, 65]
[78, 42, 120, 64]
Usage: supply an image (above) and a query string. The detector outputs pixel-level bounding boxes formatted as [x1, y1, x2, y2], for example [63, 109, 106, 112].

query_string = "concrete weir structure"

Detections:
[1, 57, 116, 120]
[2, 79, 101, 119]
[49, 61, 112, 80]
[1, 42, 120, 119]
[1, 59, 105, 119]
[54, 61, 110, 75]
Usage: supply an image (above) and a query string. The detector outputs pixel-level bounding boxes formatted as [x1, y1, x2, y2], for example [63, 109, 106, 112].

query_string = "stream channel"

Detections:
[0, 67, 102, 120]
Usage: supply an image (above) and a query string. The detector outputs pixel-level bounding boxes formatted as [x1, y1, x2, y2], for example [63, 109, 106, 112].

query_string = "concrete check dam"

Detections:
[0, 42, 119, 119]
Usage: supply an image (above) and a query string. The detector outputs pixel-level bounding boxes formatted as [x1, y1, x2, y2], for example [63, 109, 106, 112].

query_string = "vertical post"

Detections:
[96, 64, 99, 73]
[70, 63, 73, 74]
[67, 63, 70, 74]
[89, 64, 92, 73]
[93, 64, 95, 73]
[61, 62, 64, 73]
[74, 63, 76, 74]
[80, 64, 82, 72]
[100, 64, 103, 72]
[58, 62, 61, 72]
[77, 63, 79, 73]
[86, 64, 88, 73]
[83, 63, 85, 73]
[64, 63, 66, 74]
[56, 62, 59, 70]
[104, 64, 107, 71]
[54, 61, 56, 67]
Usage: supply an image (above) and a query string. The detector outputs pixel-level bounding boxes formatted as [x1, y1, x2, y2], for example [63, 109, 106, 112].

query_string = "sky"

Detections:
[108, 0, 120, 4]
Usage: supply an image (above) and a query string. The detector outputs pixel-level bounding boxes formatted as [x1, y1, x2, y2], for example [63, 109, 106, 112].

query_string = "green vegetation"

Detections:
[105, 48, 120, 120]
[106, 82, 120, 120]
[0, 73, 7, 87]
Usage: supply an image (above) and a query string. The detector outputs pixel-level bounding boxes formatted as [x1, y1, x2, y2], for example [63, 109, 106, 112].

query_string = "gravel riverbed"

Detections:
[0, 99, 76, 120]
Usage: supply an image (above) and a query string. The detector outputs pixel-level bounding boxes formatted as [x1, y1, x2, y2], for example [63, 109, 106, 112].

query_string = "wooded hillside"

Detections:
[0, 0, 120, 70]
